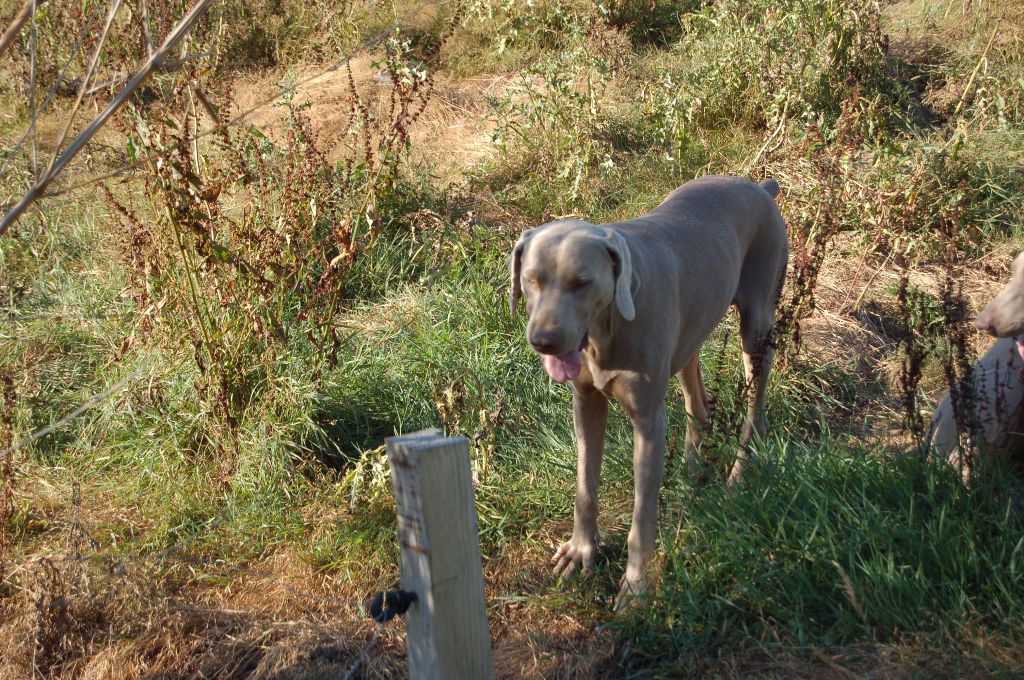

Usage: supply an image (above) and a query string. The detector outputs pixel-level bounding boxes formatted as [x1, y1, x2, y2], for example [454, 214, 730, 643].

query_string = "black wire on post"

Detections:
[368, 589, 418, 624]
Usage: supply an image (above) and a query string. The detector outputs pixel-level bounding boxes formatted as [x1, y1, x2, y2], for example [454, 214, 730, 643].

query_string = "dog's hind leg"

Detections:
[731, 297, 777, 484]
[677, 353, 710, 481]
[730, 227, 786, 484]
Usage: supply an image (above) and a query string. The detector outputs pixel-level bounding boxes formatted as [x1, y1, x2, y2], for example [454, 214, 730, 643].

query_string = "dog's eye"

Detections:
[572, 279, 592, 291]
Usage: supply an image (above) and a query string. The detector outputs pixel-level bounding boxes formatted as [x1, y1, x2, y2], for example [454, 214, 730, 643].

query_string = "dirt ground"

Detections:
[231, 54, 506, 184]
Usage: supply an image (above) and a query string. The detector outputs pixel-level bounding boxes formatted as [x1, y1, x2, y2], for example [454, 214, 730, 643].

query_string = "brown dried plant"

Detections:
[763, 75, 986, 450]
[0, 369, 15, 563]
[771, 118, 851, 365]
[102, 34, 437, 463]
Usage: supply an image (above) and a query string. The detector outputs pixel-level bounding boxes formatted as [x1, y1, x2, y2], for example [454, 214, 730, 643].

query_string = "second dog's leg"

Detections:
[552, 382, 608, 578]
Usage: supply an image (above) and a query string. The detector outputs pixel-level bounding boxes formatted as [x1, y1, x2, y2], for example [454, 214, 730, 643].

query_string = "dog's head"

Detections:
[508, 220, 635, 382]
[975, 252, 1024, 357]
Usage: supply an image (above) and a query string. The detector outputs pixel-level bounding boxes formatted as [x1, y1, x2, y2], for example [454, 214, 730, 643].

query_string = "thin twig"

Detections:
[159, 552, 369, 610]
[0, 0, 219, 235]
[743, 100, 789, 174]
[850, 249, 895, 314]
[82, 72, 129, 97]
[0, 0, 46, 58]
[0, 4, 101, 180]
[79, 53, 211, 99]
[139, 0, 154, 57]
[0, 367, 142, 458]
[343, 631, 382, 680]
[0, 311, 127, 322]
[839, 246, 872, 311]
[158, 50, 212, 70]
[46, 0, 125, 177]
[28, 0, 37, 179]
[27, 23, 398, 203]
[951, 25, 999, 120]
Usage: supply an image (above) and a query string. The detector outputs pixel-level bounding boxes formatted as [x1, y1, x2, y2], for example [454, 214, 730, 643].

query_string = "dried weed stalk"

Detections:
[937, 212, 979, 473]
[103, 35, 437, 463]
[0, 369, 15, 562]
[772, 120, 848, 364]
[433, 370, 505, 481]
[765, 78, 986, 450]
[895, 261, 928, 440]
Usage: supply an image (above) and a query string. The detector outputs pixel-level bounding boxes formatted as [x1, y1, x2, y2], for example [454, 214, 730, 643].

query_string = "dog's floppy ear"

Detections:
[508, 228, 534, 313]
[604, 227, 636, 321]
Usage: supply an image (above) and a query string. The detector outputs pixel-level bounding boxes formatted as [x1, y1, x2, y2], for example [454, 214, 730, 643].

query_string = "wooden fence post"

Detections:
[385, 429, 494, 680]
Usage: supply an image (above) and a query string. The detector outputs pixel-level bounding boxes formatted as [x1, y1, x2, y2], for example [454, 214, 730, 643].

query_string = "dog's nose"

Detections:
[974, 314, 995, 335]
[529, 330, 561, 354]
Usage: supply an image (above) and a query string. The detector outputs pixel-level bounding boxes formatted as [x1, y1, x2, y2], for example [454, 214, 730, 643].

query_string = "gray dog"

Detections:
[928, 252, 1024, 481]
[508, 175, 788, 606]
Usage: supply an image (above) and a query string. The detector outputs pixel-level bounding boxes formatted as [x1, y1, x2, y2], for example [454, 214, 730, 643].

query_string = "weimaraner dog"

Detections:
[508, 175, 788, 606]
[928, 252, 1024, 481]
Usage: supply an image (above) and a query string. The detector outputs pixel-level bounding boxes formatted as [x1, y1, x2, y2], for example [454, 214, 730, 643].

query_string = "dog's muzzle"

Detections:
[540, 334, 588, 383]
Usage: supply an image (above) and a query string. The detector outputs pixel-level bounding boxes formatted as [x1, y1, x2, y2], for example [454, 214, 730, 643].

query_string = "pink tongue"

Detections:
[543, 351, 582, 383]
[1016, 339, 1024, 360]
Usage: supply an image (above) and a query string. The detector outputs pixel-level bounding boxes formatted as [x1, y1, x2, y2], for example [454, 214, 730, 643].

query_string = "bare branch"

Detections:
[20, 21, 396, 204]
[0, 0, 219, 235]
[0, 0, 46, 58]
[46, 0, 125, 176]
[10, 21, 395, 206]
[28, 0, 37, 178]
[0, 4, 101, 180]
[139, 0, 154, 57]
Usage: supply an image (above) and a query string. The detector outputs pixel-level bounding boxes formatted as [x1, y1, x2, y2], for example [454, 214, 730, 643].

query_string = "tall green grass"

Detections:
[617, 443, 1024, 672]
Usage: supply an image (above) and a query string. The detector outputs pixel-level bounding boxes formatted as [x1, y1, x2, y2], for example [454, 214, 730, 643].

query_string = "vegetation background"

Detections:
[1, 0, 1023, 677]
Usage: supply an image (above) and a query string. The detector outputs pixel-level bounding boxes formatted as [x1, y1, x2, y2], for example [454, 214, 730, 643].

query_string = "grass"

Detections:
[2, 0, 1024, 677]
[622, 442, 1024, 673]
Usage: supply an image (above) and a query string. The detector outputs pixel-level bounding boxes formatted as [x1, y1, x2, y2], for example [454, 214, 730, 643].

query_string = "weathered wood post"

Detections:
[385, 429, 494, 680]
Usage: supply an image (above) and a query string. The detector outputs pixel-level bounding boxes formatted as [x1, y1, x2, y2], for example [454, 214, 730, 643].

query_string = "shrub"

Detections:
[101, 35, 435, 479]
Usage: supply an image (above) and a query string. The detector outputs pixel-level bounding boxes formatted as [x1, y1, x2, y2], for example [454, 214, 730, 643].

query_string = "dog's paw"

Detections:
[614, 569, 649, 611]
[726, 462, 745, 486]
[551, 533, 599, 578]
[727, 449, 754, 486]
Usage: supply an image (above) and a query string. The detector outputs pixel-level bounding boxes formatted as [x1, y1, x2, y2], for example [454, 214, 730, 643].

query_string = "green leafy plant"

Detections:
[486, 28, 614, 215]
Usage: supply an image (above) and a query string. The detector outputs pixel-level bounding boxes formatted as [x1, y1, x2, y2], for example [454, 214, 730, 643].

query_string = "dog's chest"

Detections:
[581, 353, 625, 397]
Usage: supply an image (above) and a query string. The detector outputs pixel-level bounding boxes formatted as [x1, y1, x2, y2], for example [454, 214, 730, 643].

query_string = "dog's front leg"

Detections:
[552, 383, 608, 578]
[616, 401, 667, 609]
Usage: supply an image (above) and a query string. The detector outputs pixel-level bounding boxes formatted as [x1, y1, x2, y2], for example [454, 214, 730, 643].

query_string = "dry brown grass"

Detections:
[492, 606, 616, 679]
[885, 0, 1024, 124]
[2, 476, 1021, 680]
[790, 228, 1015, 446]
[0, 465, 398, 677]
[0, 542, 405, 679]
[788, 229, 1020, 450]
[805, 232, 1012, 360]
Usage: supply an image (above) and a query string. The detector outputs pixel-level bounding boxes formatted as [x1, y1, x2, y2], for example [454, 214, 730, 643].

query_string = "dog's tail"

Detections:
[759, 178, 780, 199]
